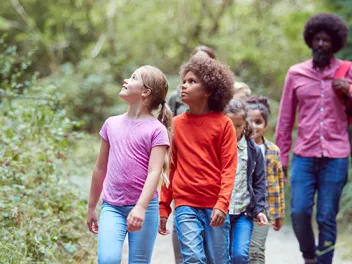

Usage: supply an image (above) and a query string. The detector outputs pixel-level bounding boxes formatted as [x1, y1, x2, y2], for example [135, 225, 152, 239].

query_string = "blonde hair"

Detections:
[234, 82, 252, 97]
[139, 66, 173, 186]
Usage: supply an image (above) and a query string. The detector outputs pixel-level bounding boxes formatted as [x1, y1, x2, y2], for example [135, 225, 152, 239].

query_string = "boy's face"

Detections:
[181, 71, 210, 107]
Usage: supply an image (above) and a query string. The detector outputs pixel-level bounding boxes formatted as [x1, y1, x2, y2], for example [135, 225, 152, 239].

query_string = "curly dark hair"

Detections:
[304, 13, 348, 53]
[180, 56, 235, 112]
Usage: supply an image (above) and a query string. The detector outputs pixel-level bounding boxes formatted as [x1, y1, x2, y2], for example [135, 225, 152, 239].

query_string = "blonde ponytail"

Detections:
[139, 65, 173, 187]
[158, 102, 173, 187]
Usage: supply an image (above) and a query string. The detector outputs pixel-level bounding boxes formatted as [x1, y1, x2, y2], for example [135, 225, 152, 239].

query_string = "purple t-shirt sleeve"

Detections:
[152, 125, 170, 148]
[99, 119, 109, 142]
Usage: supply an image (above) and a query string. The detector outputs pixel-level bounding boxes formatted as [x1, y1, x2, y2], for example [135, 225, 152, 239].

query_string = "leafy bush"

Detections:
[339, 171, 352, 228]
[42, 58, 127, 132]
[0, 41, 95, 263]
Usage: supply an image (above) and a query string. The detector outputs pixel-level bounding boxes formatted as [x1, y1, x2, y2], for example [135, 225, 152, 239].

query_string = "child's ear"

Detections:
[142, 88, 152, 98]
[204, 91, 211, 98]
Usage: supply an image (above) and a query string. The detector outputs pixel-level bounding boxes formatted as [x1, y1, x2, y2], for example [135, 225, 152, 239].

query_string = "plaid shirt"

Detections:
[263, 138, 285, 221]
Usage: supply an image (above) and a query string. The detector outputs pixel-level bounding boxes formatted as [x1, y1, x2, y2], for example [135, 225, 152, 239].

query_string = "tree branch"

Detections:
[10, 0, 58, 70]
[208, 0, 234, 36]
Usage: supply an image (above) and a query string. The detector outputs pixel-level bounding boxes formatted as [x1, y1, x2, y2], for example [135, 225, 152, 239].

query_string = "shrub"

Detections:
[0, 40, 95, 263]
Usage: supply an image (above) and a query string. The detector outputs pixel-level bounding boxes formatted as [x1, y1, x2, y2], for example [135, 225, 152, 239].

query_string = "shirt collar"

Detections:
[237, 135, 247, 150]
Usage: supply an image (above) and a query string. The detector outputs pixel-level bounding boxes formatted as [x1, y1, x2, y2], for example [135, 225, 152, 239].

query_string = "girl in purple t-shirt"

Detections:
[87, 66, 172, 264]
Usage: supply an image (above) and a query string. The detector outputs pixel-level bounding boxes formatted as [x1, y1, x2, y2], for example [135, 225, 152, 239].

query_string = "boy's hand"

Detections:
[256, 212, 268, 226]
[272, 218, 283, 231]
[127, 205, 146, 232]
[87, 208, 99, 234]
[210, 209, 226, 226]
[158, 217, 170, 235]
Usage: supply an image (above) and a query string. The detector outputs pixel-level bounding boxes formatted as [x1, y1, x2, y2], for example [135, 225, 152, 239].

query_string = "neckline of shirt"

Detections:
[123, 113, 156, 123]
[184, 111, 219, 119]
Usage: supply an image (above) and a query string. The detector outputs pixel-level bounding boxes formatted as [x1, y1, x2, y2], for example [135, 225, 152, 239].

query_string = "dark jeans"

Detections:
[290, 154, 348, 264]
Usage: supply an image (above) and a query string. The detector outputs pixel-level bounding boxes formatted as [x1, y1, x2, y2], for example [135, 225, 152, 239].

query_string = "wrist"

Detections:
[88, 205, 96, 211]
[135, 203, 147, 210]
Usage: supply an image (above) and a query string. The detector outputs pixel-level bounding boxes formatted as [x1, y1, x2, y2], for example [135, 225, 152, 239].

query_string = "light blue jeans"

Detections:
[230, 213, 254, 264]
[175, 206, 231, 264]
[98, 199, 159, 264]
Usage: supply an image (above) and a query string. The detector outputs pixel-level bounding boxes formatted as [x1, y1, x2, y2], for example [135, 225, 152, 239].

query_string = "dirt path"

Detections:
[121, 214, 351, 264]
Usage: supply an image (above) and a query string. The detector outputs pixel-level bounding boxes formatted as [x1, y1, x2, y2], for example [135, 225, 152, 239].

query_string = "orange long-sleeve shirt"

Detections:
[159, 112, 238, 218]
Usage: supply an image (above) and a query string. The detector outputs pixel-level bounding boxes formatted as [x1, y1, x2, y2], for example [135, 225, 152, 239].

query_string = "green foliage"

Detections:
[338, 170, 352, 231]
[1, 0, 331, 96]
[42, 58, 127, 132]
[0, 0, 334, 131]
[0, 41, 95, 263]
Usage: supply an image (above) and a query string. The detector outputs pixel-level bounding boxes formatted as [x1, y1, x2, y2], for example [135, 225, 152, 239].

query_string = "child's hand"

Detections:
[127, 205, 146, 232]
[87, 208, 99, 234]
[256, 212, 268, 226]
[158, 217, 170, 235]
[210, 209, 226, 227]
[272, 218, 283, 231]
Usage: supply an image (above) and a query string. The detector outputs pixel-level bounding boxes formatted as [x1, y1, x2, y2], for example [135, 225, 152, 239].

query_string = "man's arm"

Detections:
[275, 70, 297, 171]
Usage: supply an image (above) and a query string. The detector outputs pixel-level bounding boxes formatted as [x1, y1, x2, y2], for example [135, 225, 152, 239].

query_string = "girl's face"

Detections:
[120, 69, 150, 104]
[181, 71, 210, 107]
[227, 111, 246, 141]
[247, 109, 267, 140]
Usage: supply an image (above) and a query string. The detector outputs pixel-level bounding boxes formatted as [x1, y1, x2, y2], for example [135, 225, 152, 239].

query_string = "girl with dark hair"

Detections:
[246, 96, 285, 264]
[226, 99, 267, 264]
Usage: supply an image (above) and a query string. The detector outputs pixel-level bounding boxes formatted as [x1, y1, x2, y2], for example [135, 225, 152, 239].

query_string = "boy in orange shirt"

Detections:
[159, 55, 237, 264]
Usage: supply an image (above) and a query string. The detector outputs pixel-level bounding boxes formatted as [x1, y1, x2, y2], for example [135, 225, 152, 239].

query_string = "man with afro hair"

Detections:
[276, 13, 351, 264]
[159, 55, 237, 263]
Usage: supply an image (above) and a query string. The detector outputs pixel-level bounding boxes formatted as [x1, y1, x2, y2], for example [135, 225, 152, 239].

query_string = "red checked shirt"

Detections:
[276, 57, 352, 167]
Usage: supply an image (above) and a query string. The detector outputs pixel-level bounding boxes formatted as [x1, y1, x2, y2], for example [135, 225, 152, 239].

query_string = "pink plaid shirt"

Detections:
[276, 57, 352, 167]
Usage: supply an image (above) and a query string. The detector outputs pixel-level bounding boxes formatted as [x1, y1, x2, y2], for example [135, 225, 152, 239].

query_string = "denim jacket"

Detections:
[245, 139, 266, 218]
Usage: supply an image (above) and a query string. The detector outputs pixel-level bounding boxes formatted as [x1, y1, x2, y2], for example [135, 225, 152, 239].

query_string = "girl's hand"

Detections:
[87, 208, 99, 234]
[210, 209, 226, 227]
[256, 212, 268, 226]
[158, 217, 170, 235]
[127, 205, 146, 232]
[272, 218, 283, 231]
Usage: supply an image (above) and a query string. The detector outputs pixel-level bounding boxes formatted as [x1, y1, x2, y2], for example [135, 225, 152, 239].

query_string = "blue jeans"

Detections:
[290, 155, 348, 264]
[98, 199, 159, 264]
[175, 206, 231, 264]
[230, 213, 254, 264]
